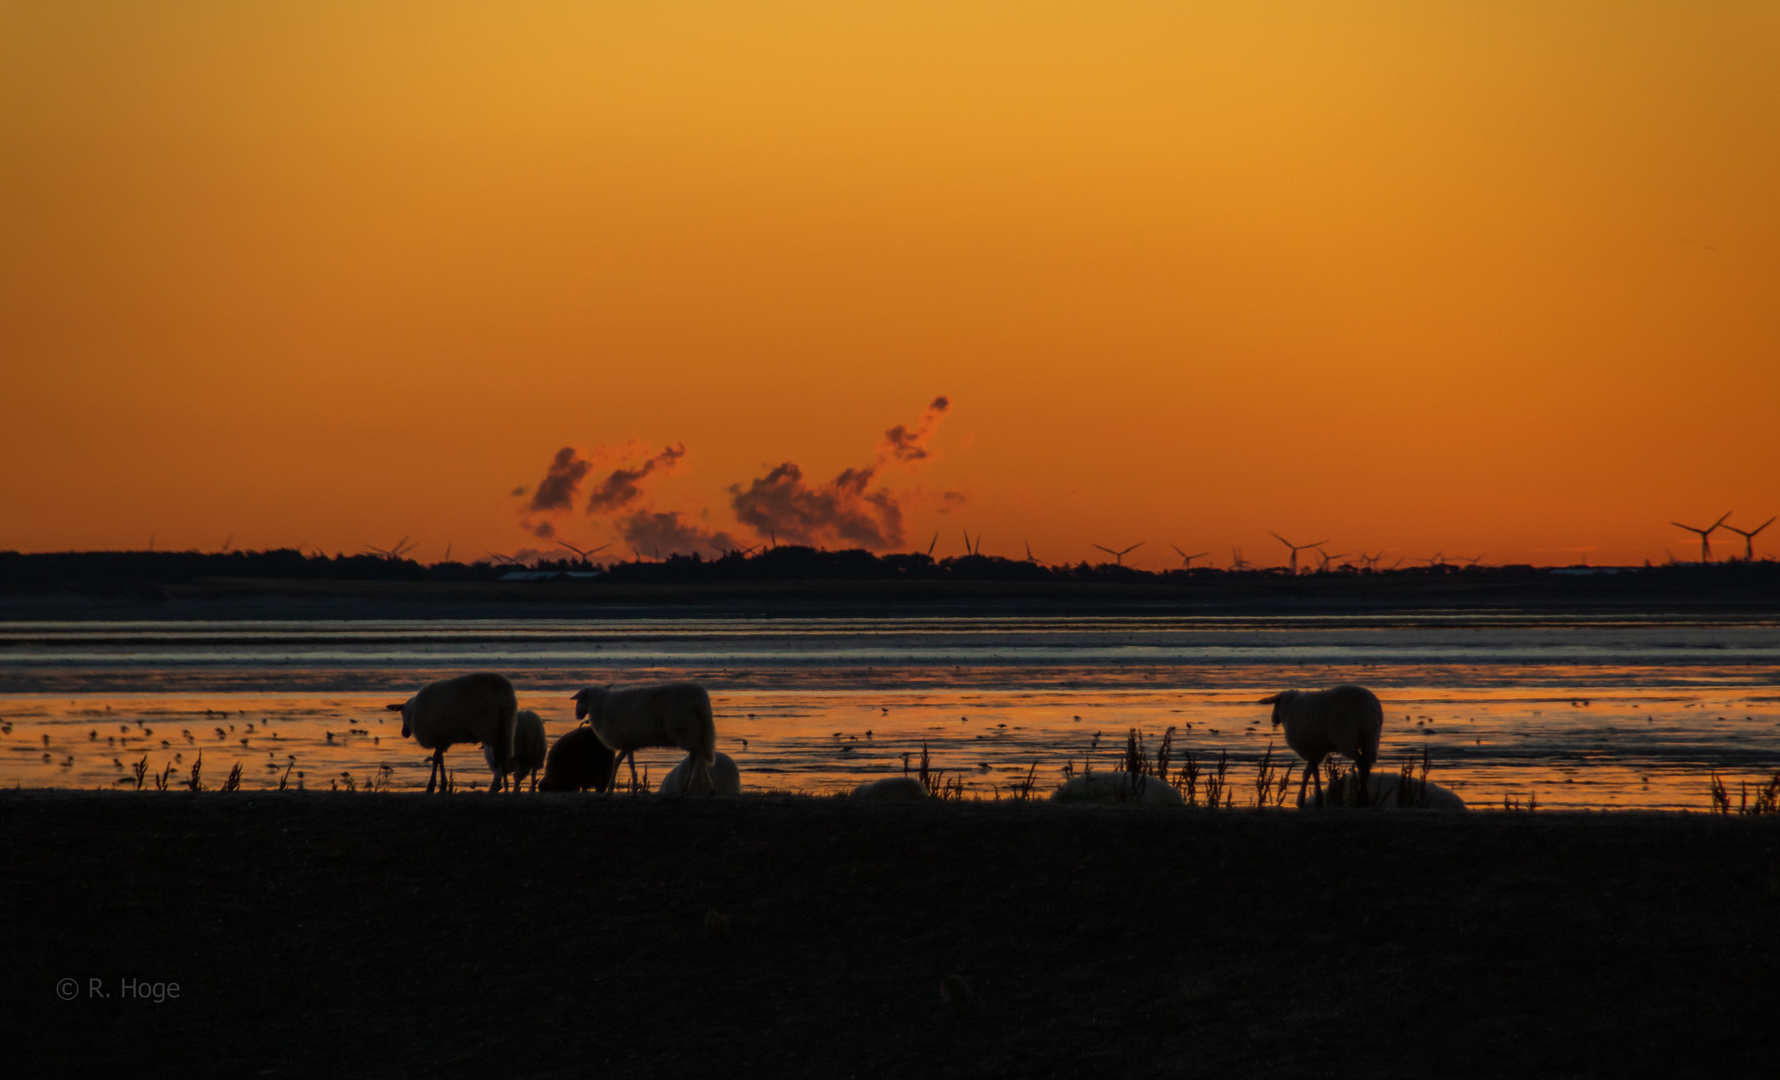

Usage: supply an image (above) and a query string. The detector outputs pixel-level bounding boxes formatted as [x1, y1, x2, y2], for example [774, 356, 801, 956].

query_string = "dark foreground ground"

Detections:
[4, 794, 1777, 1078]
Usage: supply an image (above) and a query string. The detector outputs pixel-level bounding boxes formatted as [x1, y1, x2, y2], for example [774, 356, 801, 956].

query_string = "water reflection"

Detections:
[4, 686, 1776, 810]
[1, 615, 1775, 809]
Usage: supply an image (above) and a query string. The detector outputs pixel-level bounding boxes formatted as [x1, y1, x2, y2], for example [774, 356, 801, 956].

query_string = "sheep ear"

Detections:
[384, 703, 405, 711]
[1258, 694, 1282, 705]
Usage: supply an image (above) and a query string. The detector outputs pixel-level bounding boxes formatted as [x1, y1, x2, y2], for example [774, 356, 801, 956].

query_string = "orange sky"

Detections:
[4, 2, 1777, 568]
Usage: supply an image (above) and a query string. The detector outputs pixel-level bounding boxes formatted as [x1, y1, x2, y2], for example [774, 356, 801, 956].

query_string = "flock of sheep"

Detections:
[389, 673, 1464, 809]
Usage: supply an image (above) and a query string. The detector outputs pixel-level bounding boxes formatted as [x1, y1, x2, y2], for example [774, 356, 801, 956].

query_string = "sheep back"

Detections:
[1051, 773, 1184, 806]
[849, 777, 930, 800]
[573, 682, 716, 763]
[1263, 684, 1384, 766]
[1305, 772, 1466, 810]
[486, 708, 547, 779]
[402, 672, 518, 766]
[538, 726, 617, 792]
[657, 751, 741, 796]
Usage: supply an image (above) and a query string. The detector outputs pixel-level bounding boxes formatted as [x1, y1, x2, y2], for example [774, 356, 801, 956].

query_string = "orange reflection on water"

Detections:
[4, 685, 1776, 811]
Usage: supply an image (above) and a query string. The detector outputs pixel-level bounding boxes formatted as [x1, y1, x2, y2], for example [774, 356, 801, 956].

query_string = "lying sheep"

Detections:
[388, 672, 517, 794]
[571, 683, 717, 795]
[850, 777, 929, 800]
[1260, 684, 1384, 807]
[1052, 773, 1184, 806]
[537, 726, 617, 793]
[657, 751, 741, 796]
[1305, 771, 1467, 810]
[485, 709, 546, 793]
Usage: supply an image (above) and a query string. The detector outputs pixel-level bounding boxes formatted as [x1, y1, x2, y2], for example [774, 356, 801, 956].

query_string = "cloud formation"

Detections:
[730, 462, 905, 550]
[880, 396, 950, 462]
[585, 444, 685, 515]
[616, 510, 740, 557]
[528, 447, 593, 513]
[514, 396, 954, 555]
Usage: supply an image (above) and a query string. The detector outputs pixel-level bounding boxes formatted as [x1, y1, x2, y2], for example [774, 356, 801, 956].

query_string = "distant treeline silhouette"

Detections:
[2, 545, 1776, 595]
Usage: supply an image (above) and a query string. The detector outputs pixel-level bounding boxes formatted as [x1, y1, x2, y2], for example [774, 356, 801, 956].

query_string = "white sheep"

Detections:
[1260, 684, 1384, 807]
[388, 672, 518, 794]
[850, 777, 930, 800]
[1051, 772, 1184, 806]
[571, 683, 717, 795]
[657, 751, 741, 796]
[537, 725, 618, 792]
[1304, 771, 1467, 810]
[484, 709, 547, 793]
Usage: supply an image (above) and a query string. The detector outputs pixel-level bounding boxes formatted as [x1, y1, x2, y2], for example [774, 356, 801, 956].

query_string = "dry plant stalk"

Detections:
[1174, 749, 1200, 806]
[1710, 770, 1780, 815]
[1009, 762, 1040, 801]
[1202, 751, 1229, 809]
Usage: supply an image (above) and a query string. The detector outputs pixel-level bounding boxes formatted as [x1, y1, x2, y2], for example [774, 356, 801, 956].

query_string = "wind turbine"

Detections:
[364, 536, 416, 561]
[1459, 553, 1488, 568]
[1313, 548, 1350, 573]
[1024, 539, 1044, 565]
[1721, 516, 1774, 561]
[556, 540, 611, 565]
[927, 532, 939, 557]
[1419, 551, 1448, 568]
[1091, 541, 1145, 566]
[1671, 512, 1731, 563]
[1269, 532, 1326, 575]
[962, 530, 983, 556]
[1170, 545, 1210, 568]
[1357, 551, 1385, 572]
[1230, 547, 1250, 570]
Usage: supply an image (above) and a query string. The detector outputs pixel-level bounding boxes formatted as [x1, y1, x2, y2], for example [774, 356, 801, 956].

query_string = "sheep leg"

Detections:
[627, 753, 640, 793]
[425, 749, 443, 795]
[1296, 761, 1313, 807]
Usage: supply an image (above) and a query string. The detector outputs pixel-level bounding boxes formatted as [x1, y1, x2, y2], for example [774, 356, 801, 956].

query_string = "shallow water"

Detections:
[2, 614, 1777, 809]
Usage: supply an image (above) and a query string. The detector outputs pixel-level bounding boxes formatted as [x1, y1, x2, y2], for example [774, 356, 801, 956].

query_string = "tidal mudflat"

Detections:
[3, 613, 1776, 809]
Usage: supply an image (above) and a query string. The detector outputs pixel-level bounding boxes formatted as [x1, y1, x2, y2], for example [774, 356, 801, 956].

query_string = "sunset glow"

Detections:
[5, 2, 1777, 567]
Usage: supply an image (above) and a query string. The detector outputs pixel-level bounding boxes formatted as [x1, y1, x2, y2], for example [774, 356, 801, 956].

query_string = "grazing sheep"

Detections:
[657, 751, 741, 796]
[1305, 771, 1467, 810]
[1260, 684, 1385, 807]
[571, 683, 717, 795]
[387, 672, 517, 794]
[1052, 773, 1184, 806]
[536, 726, 617, 793]
[485, 709, 547, 793]
[850, 777, 929, 800]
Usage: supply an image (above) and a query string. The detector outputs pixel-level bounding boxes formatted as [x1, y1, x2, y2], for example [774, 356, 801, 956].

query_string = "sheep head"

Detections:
[385, 699, 415, 738]
[1258, 691, 1298, 727]
[570, 686, 609, 721]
